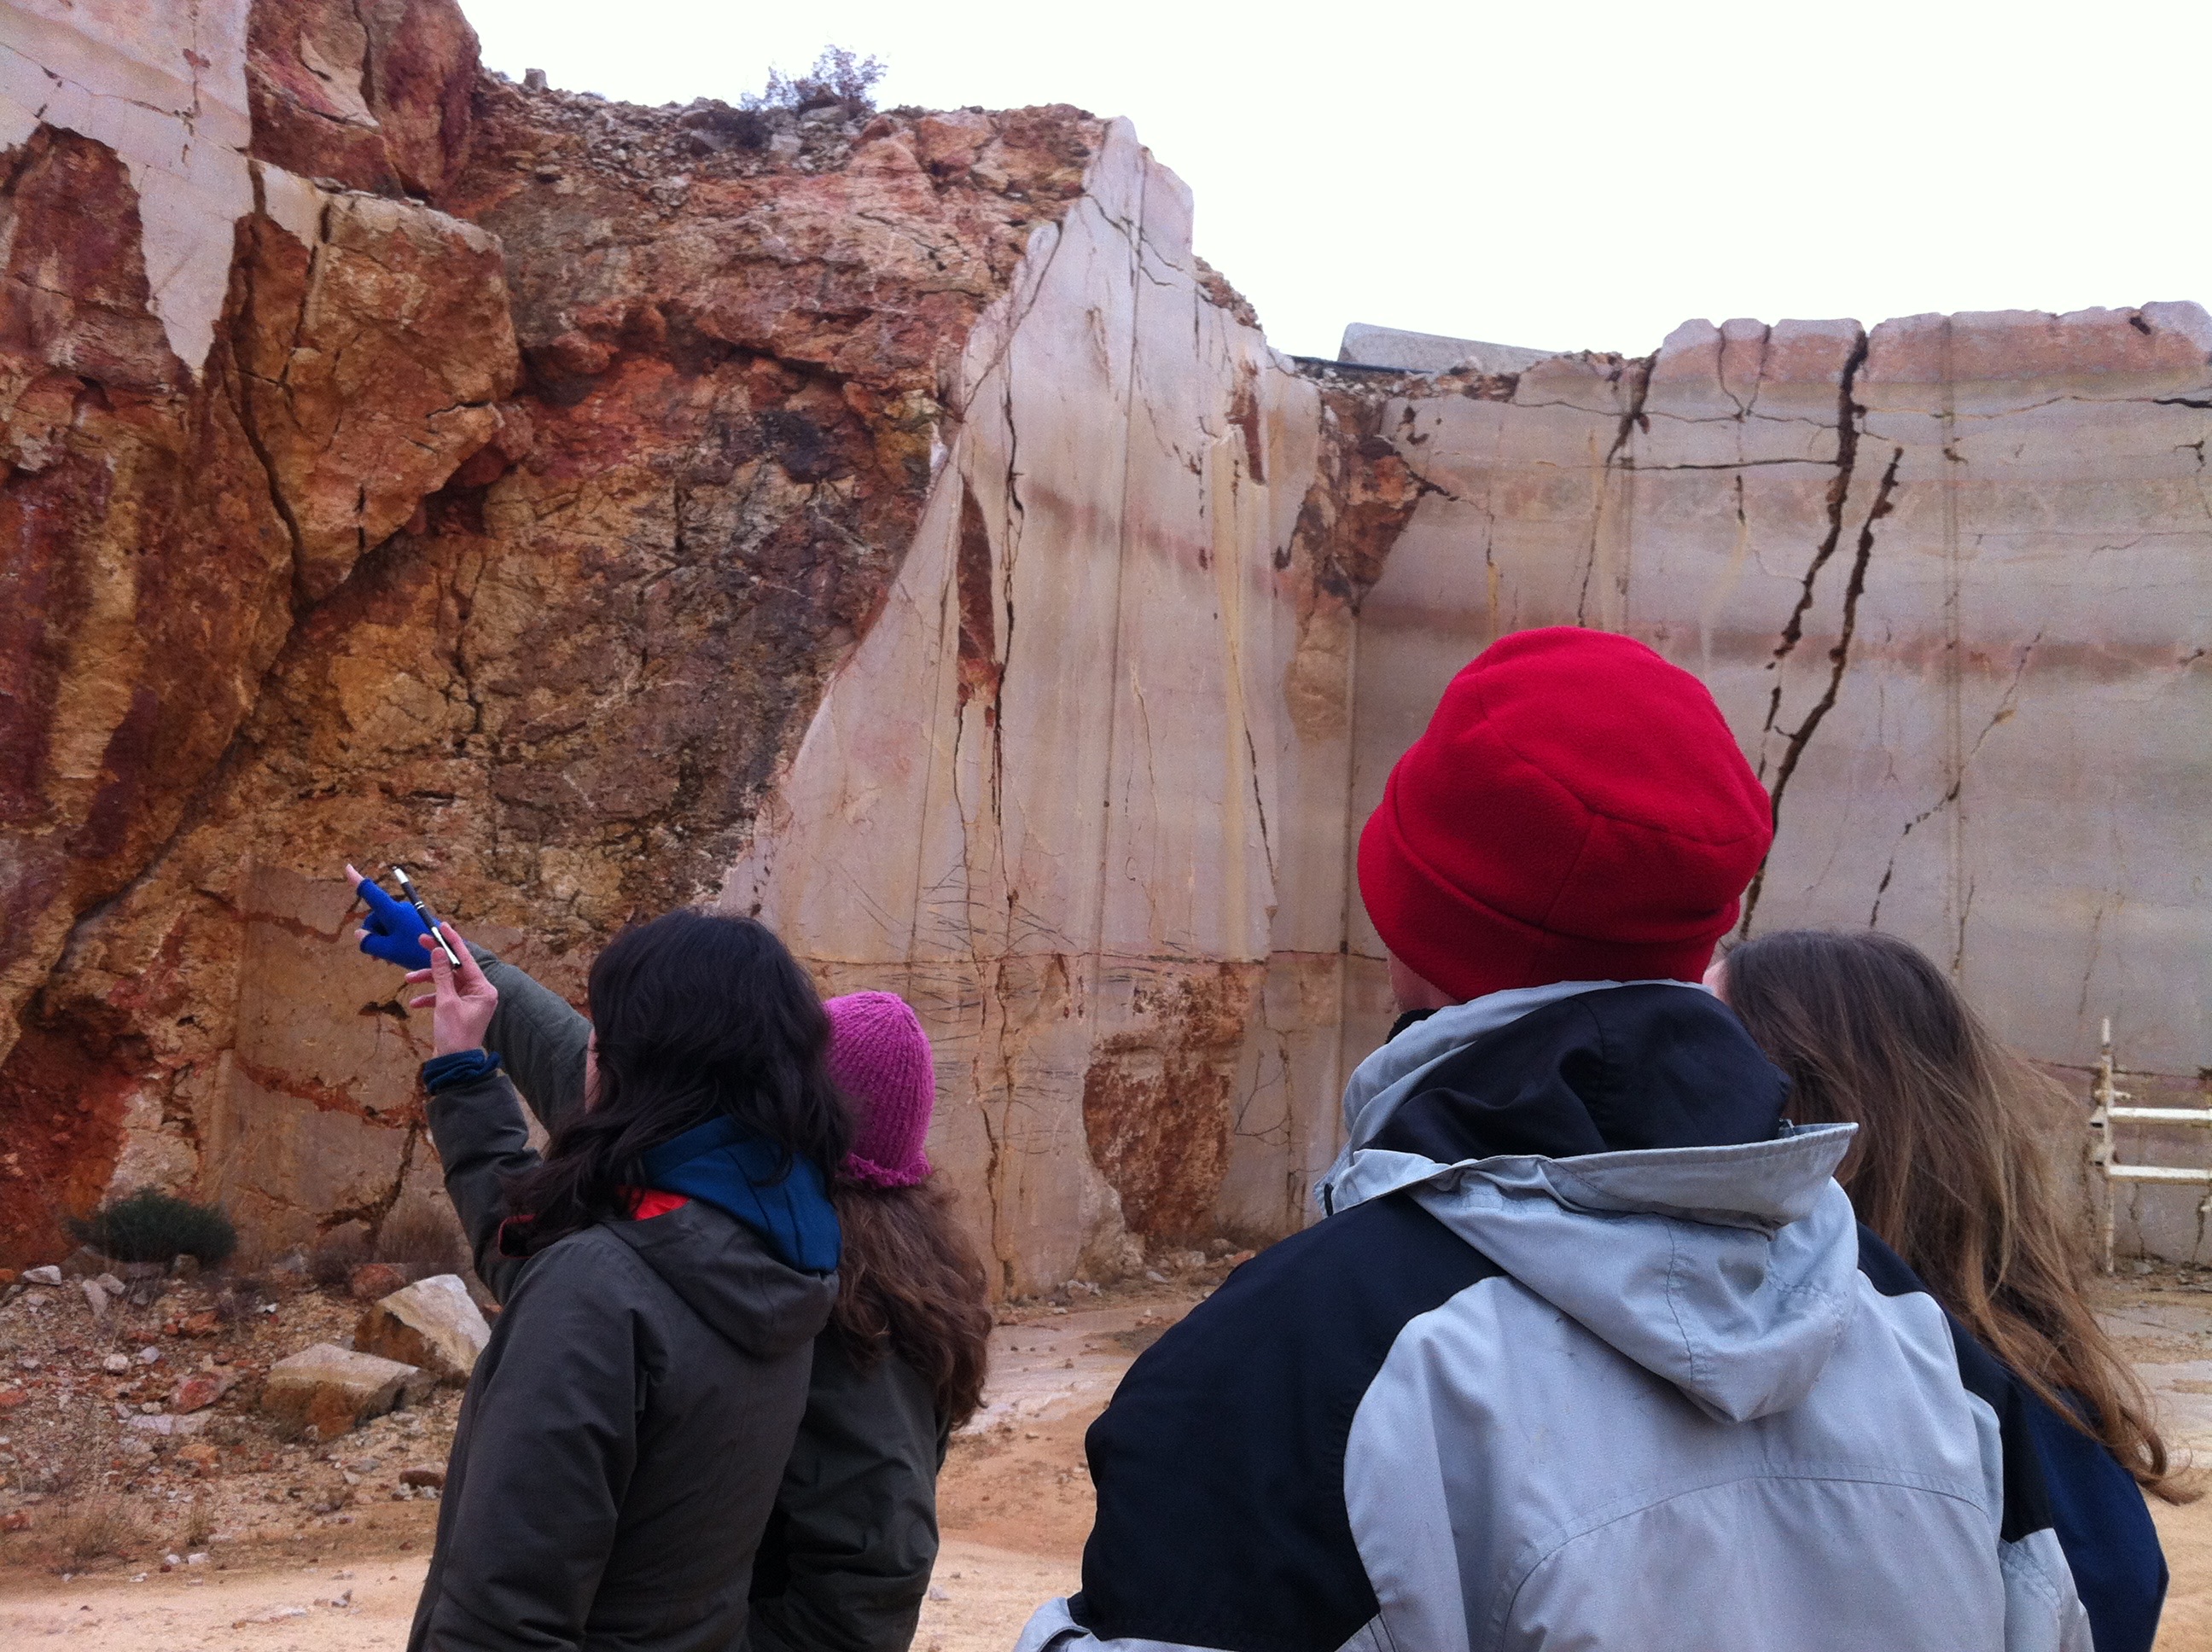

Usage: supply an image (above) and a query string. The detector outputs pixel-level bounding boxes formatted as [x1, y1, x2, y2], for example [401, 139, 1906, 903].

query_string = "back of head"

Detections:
[1724, 927, 2186, 1498]
[506, 910, 850, 1249]
[824, 992, 935, 1188]
[1359, 627, 1773, 1002]
[585, 910, 849, 1172]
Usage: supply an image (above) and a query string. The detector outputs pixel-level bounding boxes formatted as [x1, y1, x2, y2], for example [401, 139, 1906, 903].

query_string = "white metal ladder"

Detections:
[2088, 1016, 2212, 1273]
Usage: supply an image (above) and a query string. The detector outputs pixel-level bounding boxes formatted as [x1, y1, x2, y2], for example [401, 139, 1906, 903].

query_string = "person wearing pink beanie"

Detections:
[748, 989, 993, 1652]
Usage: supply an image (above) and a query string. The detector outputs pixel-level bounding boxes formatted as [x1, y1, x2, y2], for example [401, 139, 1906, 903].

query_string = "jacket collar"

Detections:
[638, 1116, 841, 1276]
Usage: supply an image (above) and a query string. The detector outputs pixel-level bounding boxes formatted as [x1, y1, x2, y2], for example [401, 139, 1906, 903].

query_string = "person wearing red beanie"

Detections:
[1022, 628, 2089, 1652]
[1359, 625, 1773, 1007]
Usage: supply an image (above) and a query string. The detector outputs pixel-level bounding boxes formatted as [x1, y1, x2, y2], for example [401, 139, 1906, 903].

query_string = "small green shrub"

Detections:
[67, 1188, 236, 1266]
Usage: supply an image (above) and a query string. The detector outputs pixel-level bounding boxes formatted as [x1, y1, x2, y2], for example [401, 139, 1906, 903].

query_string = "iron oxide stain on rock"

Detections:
[1080, 968, 1263, 1242]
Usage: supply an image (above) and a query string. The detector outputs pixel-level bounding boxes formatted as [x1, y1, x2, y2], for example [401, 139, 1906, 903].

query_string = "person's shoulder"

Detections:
[1115, 1191, 1504, 1405]
[506, 1224, 661, 1306]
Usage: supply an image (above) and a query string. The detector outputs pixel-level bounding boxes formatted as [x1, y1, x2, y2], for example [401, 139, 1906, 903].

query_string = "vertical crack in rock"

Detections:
[1757, 328, 1872, 766]
[233, 183, 313, 581]
[1576, 352, 1656, 625]
[954, 484, 1002, 711]
[1741, 443, 1902, 932]
[1243, 724, 1276, 885]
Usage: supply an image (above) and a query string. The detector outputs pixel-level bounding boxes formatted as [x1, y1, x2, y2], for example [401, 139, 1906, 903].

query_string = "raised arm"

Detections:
[466, 945, 591, 1135]
[408, 922, 538, 1302]
[345, 864, 591, 1134]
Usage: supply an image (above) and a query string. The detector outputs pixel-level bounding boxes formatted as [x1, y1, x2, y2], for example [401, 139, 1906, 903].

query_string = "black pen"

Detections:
[392, 866, 462, 966]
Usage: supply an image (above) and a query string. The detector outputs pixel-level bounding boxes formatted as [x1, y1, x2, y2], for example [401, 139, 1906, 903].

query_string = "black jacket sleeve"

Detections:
[417, 1238, 645, 1652]
[744, 1335, 945, 1652]
[469, 945, 591, 1134]
[426, 1069, 544, 1305]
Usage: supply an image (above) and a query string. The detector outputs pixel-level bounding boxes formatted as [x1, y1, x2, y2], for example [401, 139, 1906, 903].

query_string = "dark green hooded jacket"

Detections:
[408, 1048, 835, 1652]
[451, 949, 946, 1652]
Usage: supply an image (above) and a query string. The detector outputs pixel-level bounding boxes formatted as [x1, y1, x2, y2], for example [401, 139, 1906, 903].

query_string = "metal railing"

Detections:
[2088, 1016, 2212, 1272]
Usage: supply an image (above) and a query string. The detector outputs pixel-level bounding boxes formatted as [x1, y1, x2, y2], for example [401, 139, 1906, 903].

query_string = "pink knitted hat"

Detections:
[824, 992, 935, 1189]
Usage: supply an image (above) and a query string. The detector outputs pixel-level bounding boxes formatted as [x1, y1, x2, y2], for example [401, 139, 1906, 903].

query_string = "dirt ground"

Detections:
[0, 1247, 1210, 1650]
[9, 1257, 2212, 1649]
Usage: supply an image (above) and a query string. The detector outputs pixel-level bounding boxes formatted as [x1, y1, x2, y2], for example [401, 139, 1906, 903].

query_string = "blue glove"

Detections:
[354, 872, 433, 970]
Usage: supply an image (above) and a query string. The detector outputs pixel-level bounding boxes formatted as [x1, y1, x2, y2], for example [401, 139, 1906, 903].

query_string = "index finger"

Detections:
[440, 923, 488, 988]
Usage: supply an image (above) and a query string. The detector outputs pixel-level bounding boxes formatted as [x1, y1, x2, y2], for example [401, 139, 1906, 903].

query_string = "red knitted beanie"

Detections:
[1358, 627, 1772, 1003]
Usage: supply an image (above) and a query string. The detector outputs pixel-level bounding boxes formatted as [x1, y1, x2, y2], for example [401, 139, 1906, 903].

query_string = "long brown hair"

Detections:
[1722, 928, 2191, 1501]
[830, 1175, 992, 1430]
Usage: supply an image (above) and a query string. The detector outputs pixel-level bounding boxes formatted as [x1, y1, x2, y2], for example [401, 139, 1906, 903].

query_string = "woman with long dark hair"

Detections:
[350, 870, 991, 1651]
[392, 906, 847, 1652]
[1716, 928, 2187, 1652]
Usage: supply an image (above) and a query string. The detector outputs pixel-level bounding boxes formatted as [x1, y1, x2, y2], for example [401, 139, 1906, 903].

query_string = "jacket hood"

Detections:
[602, 1115, 842, 1362]
[1324, 983, 1862, 1422]
[608, 1196, 836, 1361]
[639, 1114, 841, 1273]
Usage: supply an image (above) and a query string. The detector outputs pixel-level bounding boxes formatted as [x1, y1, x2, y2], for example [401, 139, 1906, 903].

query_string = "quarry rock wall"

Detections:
[1354, 312, 2212, 1259]
[3, 0, 2205, 1276]
[0, 0, 1110, 1268]
[721, 119, 1416, 1288]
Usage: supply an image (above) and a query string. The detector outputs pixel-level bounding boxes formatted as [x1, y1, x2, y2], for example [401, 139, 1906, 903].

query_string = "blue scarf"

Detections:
[637, 1115, 841, 1276]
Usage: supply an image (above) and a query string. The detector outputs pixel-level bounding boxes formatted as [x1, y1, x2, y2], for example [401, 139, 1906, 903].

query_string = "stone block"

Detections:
[356, 1273, 491, 1382]
[261, 1343, 429, 1440]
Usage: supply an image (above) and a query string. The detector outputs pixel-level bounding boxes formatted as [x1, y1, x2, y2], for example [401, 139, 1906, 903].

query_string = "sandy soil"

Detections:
[13, 1264, 2212, 1649]
[0, 1262, 1204, 1651]
[0, 1539, 1079, 1651]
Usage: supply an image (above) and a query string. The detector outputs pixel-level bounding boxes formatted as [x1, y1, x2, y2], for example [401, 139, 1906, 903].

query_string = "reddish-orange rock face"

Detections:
[0, 0, 1107, 1266]
[246, 0, 480, 197]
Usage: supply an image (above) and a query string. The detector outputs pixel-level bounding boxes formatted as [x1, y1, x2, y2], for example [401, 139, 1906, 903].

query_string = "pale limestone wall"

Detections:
[741, 282, 2212, 1277]
[723, 119, 1359, 1291]
[1357, 309, 2212, 1259]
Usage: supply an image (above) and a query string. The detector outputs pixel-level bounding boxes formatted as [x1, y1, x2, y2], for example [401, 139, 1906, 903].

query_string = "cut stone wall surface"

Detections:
[1353, 311, 2212, 1258]
[1337, 321, 1558, 375]
[3, 0, 2204, 1275]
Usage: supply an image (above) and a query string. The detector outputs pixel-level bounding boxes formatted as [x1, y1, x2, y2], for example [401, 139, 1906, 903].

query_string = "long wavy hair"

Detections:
[1723, 928, 2190, 1500]
[500, 910, 851, 1254]
[830, 1175, 992, 1430]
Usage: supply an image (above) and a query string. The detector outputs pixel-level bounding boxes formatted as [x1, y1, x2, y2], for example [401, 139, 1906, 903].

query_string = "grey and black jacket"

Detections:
[409, 1041, 835, 1652]
[463, 950, 946, 1652]
[1020, 980, 2093, 1652]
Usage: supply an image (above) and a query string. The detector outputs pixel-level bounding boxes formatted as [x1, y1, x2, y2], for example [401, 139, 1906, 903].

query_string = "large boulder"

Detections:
[356, 1273, 492, 1382]
[261, 1343, 429, 1440]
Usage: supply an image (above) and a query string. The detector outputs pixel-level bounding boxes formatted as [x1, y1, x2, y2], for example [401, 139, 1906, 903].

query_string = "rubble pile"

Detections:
[0, 1248, 467, 1571]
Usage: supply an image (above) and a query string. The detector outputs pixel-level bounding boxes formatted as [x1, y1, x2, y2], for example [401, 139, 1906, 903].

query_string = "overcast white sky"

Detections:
[457, 0, 2212, 361]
